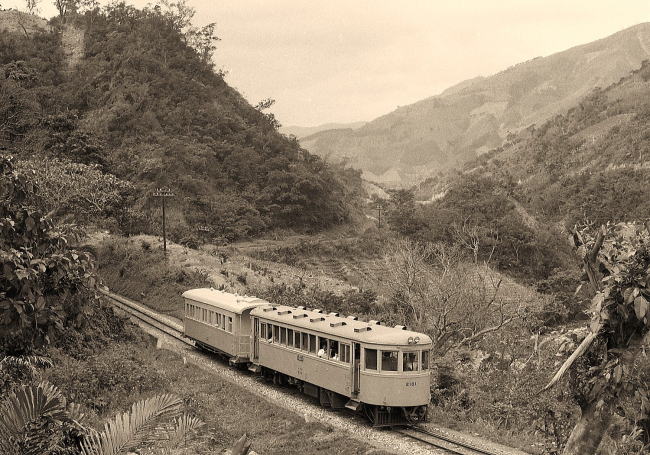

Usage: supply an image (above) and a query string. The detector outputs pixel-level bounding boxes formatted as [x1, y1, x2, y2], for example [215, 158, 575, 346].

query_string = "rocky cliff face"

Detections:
[302, 23, 650, 186]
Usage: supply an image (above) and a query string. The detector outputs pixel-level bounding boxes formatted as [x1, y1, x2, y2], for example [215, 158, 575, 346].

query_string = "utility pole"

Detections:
[152, 187, 174, 255]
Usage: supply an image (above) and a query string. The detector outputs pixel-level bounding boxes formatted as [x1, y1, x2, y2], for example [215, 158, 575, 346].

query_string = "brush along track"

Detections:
[398, 426, 501, 454]
[100, 288, 516, 455]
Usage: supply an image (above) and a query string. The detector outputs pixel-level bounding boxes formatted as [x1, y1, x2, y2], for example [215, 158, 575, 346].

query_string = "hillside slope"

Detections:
[0, 6, 363, 241]
[280, 121, 366, 139]
[465, 59, 650, 227]
[302, 23, 650, 186]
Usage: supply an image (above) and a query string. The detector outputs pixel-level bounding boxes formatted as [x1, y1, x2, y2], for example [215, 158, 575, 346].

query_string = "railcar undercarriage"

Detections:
[258, 367, 427, 427]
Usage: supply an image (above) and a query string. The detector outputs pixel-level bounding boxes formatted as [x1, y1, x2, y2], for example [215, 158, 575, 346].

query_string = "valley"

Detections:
[1, 3, 650, 455]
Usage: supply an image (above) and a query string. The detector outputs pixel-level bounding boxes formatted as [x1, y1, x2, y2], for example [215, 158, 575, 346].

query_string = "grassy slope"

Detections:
[45, 326, 381, 454]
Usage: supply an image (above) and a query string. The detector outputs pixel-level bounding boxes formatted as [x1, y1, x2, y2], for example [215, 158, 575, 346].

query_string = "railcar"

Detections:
[181, 288, 432, 426]
[249, 304, 432, 426]
[181, 288, 268, 364]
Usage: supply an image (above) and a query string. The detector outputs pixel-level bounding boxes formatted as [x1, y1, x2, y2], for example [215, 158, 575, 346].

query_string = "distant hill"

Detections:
[302, 23, 650, 186]
[280, 121, 366, 139]
[0, 9, 49, 34]
[0, 6, 363, 241]
[465, 59, 650, 227]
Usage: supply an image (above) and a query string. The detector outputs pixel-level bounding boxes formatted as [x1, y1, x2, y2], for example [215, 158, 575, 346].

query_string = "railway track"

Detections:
[398, 426, 500, 455]
[100, 289, 505, 455]
[98, 289, 191, 346]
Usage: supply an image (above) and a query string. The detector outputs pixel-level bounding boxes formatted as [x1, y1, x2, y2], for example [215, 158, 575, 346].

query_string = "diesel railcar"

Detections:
[182, 288, 432, 426]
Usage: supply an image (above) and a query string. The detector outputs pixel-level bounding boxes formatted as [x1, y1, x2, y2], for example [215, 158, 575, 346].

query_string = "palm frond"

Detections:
[80, 394, 182, 455]
[164, 414, 204, 450]
[0, 381, 69, 455]
[0, 355, 54, 374]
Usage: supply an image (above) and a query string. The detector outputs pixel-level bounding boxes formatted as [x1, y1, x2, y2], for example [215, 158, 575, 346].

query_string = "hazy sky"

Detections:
[4, 1, 650, 126]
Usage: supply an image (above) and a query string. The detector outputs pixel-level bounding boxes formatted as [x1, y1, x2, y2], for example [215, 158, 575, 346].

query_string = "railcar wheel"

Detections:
[403, 405, 427, 424]
[364, 405, 376, 425]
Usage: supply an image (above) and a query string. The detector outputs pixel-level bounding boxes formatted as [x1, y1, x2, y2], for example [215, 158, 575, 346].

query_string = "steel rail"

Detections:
[99, 289, 191, 346]
[397, 426, 500, 455]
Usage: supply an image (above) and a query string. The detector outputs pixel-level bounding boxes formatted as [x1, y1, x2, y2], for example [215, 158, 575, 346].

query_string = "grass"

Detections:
[94, 237, 211, 319]
[45, 324, 386, 454]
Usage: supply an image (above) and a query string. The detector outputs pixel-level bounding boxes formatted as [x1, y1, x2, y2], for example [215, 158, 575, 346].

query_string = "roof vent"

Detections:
[330, 321, 347, 327]
[277, 310, 292, 315]
[394, 325, 407, 330]
[310, 316, 325, 322]
[262, 306, 277, 312]
[297, 306, 306, 310]
[346, 315, 358, 320]
[354, 326, 372, 333]
[293, 313, 308, 319]
[313, 309, 323, 314]
[328, 312, 339, 317]
[369, 320, 382, 325]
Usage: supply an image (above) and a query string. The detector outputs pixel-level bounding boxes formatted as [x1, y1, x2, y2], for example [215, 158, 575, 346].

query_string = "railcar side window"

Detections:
[273, 325, 280, 343]
[403, 352, 419, 371]
[329, 340, 339, 360]
[280, 327, 287, 345]
[308, 334, 316, 353]
[227, 316, 233, 332]
[340, 344, 351, 363]
[287, 329, 294, 347]
[422, 350, 429, 370]
[381, 351, 399, 371]
[301, 333, 309, 352]
[260, 323, 267, 340]
[365, 349, 377, 370]
[267, 324, 274, 342]
[294, 331, 302, 349]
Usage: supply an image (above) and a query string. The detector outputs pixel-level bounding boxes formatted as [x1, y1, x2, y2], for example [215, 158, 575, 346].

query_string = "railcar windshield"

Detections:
[403, 351, 419, 371]
[422, 350, 430, 370]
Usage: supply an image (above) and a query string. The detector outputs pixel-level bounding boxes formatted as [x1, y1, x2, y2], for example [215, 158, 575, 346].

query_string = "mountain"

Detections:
[465, 59, 650, 227]
[0, 7, 363, 241]
[301, 23, 650, 186]
[280, 121, 366, 139]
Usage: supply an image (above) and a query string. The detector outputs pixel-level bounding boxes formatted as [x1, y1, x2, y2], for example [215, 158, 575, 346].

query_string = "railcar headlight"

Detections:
[414, 336, 420, 343]
[408, 336, 414, 344]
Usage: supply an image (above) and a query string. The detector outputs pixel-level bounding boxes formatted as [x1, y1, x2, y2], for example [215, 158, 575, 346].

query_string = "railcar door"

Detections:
[352, 342, 361, 395]
[252, 317, 259, 361]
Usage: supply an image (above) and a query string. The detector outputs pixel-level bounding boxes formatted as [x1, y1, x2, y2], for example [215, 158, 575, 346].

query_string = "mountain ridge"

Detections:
[301, 22, 650, 186]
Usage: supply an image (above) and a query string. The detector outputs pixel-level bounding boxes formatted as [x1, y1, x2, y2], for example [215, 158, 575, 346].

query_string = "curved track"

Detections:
[101, 289, 502, 455]
[397, 426, 500, 454]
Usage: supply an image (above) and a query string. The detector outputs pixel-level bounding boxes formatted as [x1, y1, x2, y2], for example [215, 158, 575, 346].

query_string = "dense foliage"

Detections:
[0, 155, 98, 353]
[0, 2, 361, 241]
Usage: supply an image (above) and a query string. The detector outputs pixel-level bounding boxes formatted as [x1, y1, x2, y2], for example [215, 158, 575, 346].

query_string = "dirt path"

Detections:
[61, 24, 84, 72]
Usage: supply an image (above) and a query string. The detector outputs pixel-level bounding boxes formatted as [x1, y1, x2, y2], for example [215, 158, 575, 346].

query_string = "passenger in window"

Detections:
[318, 339, 327, 358]
[329, 342, 338, 360]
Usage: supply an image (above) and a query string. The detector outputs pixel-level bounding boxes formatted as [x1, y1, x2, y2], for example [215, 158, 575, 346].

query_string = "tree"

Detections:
[543, 223, 650, 454]
[0, 155, 97, 351]
[15, 158, 134, 221]
[53, 0, 78, 19]
[383, 238, 515, 353]
[25, 0, 40, 13]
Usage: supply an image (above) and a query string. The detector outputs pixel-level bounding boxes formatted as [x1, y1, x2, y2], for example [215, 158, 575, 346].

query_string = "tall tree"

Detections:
[543, 223, 650, 453]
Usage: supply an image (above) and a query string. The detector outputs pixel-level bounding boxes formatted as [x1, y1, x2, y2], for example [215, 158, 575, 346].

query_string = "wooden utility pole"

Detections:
[152, 187, 174, 255]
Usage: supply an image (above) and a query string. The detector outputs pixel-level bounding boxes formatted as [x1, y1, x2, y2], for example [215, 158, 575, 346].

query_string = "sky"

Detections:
[4, 1, 650, 126]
